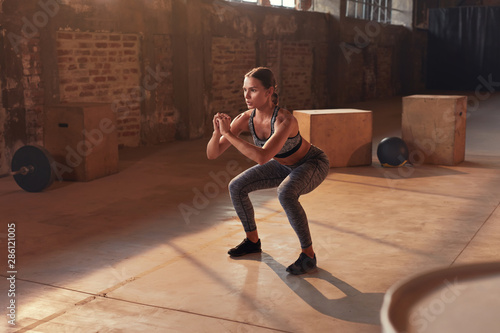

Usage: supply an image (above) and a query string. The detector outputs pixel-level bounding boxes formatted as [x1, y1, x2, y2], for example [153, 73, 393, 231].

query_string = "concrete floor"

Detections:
[1, 93, 499, 333]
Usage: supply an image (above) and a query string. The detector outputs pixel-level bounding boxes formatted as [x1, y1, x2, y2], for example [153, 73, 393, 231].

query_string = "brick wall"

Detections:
[341, 44, 395, 103]
[376, 46, 394, 98]
[280, 41, 313, 110]
[56, 31, 142, 147]
[343, 49, 364, 103]
[210, 37, 317, 127]
[264, 40, 317, 111]
[339, 19, 408, 103]
[363, 46, 377, 100]
[0, 0, 416, 175]
[210, 37, 256, 127]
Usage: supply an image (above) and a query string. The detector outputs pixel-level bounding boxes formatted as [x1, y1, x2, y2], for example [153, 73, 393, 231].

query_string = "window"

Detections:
[270, 0, 295, 7]
[226, 0, 297, 9]
[345, 0, 391, 24]
[226, 0, 257, 4]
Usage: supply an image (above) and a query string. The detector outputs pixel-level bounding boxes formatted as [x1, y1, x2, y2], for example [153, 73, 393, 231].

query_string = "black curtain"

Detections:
[427, 6, 500, 91]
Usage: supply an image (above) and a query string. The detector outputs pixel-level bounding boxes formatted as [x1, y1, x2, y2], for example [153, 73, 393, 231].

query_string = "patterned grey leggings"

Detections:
[228, 146, 330, 249]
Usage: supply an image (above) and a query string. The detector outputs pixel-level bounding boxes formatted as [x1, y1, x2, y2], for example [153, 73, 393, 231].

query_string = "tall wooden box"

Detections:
[402, 95, 467, 166]
[294, 109, 373, 168]
[44, 103, 119, 181]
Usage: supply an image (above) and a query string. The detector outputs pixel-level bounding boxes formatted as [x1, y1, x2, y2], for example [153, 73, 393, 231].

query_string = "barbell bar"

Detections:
[0, 165, 34, 178]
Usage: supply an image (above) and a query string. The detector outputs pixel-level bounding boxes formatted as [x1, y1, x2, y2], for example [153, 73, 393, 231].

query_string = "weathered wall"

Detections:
[0, 3, 4, 175]
[1, 1, 39, 173]
[204, 1, 336, 135]
[337, 18, 414, 104]
[56, 31, 143, 146]
[0, 29, 5, 175]
[0, 0, 422, 173]
[204, 1, 420, 119]
[0, 0, 176, 155]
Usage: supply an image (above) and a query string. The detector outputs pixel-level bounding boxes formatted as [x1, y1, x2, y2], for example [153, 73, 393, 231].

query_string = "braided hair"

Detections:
[245, 67, 279, 105]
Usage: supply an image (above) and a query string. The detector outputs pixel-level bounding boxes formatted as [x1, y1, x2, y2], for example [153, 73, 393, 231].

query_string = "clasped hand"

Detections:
[213, 113, 231, 135]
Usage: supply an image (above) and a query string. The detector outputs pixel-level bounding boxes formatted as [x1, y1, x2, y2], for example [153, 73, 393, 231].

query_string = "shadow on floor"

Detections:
[235, 253, 384, 325]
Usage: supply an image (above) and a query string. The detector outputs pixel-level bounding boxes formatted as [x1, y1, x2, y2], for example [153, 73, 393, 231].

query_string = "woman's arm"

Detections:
[206, 112, 246, 159]
[218, 112, 294, 165]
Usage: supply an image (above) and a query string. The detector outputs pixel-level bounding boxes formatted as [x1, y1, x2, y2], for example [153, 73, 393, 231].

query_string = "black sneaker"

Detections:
[286, 253, 317, 275]
[228, 238, 262, 257]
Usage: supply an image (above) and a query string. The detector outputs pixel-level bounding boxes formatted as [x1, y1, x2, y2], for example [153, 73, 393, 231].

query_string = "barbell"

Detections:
[0, 145, 55, 192]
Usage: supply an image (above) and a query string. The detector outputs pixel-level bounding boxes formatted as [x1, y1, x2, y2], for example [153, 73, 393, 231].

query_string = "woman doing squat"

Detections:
[206, 67, 329, 275]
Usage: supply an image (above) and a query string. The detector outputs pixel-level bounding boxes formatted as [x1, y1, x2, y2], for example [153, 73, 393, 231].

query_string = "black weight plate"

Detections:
[11, 145, 55, 192]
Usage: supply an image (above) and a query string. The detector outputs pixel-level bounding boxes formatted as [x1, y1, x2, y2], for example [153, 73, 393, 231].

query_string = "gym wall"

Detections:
[0, 37, 5, 176]
[0, 0, 422, 173]
[56, 31, 144, 147]
[338, 17, 417, 103]
[207, 7, 332, 136]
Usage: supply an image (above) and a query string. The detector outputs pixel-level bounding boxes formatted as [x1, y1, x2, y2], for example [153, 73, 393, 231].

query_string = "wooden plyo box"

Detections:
[294, 109, 373, 168]
[44, 103, 119, 181]
[402, 95, 467, 166]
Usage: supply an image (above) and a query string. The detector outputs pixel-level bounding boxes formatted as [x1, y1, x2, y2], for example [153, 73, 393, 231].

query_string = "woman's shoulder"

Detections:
[274, 107, 300, 135]
[276, 107, 295, 123]
[231, 110, 252, 132]
[234, 109, 252, 121]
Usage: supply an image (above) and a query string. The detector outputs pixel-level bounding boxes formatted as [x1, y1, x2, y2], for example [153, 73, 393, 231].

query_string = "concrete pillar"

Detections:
[172, 0, 206, 140]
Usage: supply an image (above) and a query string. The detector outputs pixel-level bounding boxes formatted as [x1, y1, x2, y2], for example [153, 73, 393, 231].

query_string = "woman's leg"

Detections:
[228, 159, 290, 236]
[277, 150, 330, 254]
[227, 159, 291, 257]
[278, 150, 329, 274]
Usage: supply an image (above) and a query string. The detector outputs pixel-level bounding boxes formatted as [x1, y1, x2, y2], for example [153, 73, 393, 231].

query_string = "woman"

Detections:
[206, 67, 329, 275]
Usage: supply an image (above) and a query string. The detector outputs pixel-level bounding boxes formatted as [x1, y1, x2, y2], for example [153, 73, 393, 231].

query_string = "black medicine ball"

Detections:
[377, 137, 409, 167]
